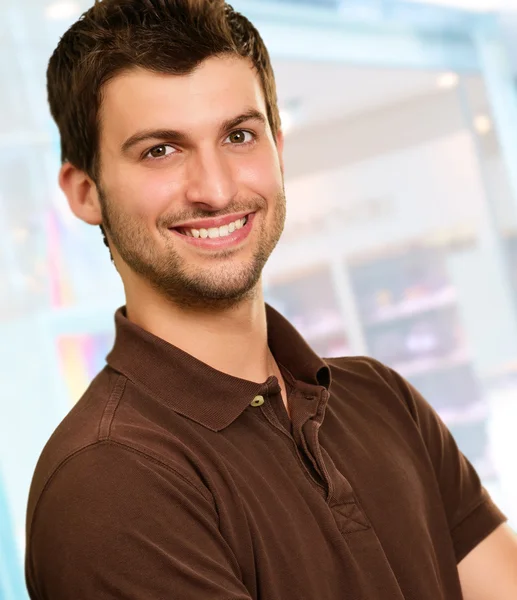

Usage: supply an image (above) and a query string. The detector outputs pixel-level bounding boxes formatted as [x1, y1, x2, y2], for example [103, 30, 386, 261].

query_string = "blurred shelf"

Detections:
[364, 286, 457, 326]
[292, 314, 346, 342]
[392, 347, 470, 378]
[265, 261, 332, 288]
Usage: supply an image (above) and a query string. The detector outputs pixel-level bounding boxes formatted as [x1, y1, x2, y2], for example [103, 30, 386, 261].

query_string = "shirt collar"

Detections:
[106, 303, 330, 431]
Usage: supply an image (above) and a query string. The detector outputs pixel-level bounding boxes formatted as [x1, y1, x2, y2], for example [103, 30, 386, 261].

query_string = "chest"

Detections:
[202, 398, 461, 600]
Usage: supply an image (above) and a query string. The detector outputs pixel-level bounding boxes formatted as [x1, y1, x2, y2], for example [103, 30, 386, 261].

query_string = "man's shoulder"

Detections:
[323, 355, 415, 419]
[38, 367, 123, 464]
[325, 354, 398, 389]
[27, 367, 124, 513]
[27, 365, 210, 531]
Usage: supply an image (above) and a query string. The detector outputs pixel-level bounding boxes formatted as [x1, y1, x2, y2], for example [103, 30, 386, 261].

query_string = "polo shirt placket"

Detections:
[257, 376, 406, 599]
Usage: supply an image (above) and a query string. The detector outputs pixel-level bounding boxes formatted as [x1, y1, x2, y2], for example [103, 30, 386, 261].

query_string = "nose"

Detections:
[185, 146, 238, 210]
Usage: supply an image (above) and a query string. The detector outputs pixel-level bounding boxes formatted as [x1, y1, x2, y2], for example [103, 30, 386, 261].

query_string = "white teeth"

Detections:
[184, 216, 249, 239]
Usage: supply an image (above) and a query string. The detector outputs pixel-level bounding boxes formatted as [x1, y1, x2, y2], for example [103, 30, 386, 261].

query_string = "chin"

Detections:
[164, 266, 262, 306]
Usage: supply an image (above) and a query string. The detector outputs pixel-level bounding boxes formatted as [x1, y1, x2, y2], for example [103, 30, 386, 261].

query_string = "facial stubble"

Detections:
[98, 187, 286, 310]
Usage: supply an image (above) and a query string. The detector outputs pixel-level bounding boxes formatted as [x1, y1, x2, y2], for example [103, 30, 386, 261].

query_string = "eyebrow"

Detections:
[120, 108, 267, 155]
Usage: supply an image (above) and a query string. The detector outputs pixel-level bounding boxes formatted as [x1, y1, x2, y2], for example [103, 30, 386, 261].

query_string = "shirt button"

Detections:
[250, 395, 265, 407]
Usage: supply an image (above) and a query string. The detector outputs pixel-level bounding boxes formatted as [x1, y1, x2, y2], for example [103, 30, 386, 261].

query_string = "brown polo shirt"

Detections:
[26, 304, 506, 600]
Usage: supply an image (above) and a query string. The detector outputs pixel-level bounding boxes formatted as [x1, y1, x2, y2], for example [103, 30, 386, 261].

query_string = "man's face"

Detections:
[96, 56, 286, 308]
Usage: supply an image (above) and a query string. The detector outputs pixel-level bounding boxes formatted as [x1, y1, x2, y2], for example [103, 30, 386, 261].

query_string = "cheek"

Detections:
[110, 167, 181, 219]
[235, 151, 283, 197]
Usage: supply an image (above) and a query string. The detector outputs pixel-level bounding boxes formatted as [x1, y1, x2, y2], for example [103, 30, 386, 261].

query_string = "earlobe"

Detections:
[59, 162, 103, 226]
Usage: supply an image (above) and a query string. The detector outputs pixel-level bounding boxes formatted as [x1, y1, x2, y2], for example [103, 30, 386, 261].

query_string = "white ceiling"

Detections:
[273, 61, 461, 130]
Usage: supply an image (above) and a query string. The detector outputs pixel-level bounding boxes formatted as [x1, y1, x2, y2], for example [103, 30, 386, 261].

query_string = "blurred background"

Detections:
[2, 0, 517, 596]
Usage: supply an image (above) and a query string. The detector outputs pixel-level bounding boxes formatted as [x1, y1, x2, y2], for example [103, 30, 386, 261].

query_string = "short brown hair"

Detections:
[47, 0, 280, 182]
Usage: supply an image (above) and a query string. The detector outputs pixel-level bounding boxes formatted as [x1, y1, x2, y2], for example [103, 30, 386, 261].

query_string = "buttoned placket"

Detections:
[249, 380, 329, 497]
[250, 383, 374, 534]
[245, 377, 407, 598]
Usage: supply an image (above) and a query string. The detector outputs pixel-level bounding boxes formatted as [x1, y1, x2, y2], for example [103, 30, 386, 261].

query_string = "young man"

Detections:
[26, 1, 517, 598]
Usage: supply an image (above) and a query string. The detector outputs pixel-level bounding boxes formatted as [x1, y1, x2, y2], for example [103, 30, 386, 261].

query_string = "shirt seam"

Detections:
[450, 496, 489, 534]
[27, 370, 127, 592]
[27, 441, 217, 585]
[105, 439, 215, 503]
[106, 365, 227, 431]
[98, 373, 127, 440]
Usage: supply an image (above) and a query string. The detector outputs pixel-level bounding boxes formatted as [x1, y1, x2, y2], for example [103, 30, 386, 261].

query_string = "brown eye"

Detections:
[227, 130, 253, 144]
[146, 145, 175, 159]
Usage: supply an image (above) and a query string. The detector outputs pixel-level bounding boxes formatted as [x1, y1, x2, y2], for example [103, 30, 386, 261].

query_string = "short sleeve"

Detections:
[26, 442, 253, 600]
[384, 364, 507, 563]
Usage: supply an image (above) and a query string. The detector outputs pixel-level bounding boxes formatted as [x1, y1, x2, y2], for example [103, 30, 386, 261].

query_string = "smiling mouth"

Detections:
[174, 215, 250, 239]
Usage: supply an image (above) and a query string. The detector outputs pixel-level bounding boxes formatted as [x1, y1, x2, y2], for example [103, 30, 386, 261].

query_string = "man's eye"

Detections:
[226, 130, 254, 144]
[145, 145, 176, 159]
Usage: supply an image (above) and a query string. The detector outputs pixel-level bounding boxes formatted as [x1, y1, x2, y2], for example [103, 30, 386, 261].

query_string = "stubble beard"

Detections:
[98, 187, 286, 310]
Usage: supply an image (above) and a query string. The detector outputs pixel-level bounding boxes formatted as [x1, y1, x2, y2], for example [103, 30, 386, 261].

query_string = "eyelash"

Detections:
[143, 129, 257, 161]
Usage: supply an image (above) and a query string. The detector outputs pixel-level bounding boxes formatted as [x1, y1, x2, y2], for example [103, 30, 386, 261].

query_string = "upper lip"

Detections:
[171, 211, 252, 230]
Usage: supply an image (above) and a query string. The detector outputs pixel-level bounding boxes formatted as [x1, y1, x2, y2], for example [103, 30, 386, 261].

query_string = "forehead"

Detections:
[99, 56, 267, 143]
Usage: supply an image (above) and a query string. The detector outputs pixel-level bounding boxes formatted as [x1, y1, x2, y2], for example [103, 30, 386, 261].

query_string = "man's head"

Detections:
[49, 0, 286, 308]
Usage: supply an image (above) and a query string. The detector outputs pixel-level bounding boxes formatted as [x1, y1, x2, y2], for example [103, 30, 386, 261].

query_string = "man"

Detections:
[25, 0, 517, 598]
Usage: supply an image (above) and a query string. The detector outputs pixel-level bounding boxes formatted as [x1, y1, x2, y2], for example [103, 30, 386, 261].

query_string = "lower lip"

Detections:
[169, 213, 255, 250]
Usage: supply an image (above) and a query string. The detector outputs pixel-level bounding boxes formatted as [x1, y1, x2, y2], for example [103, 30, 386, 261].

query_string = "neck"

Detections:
[124, 279, 276, 384]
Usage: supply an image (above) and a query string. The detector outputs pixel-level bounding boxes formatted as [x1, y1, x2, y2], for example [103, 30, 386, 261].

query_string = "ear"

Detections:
[275, 128, 285, 174]
[58, 162, 103, 226]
